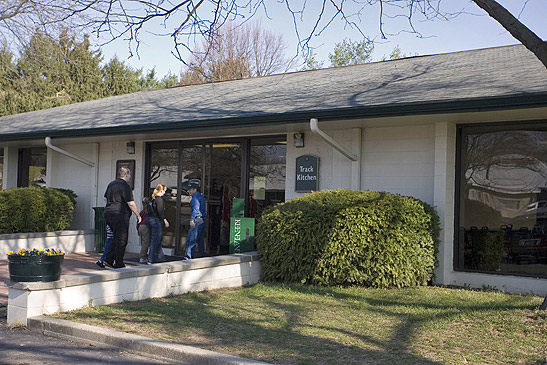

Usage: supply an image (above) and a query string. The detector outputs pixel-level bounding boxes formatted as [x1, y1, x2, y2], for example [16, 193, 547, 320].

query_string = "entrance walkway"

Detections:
[0, 252, 142, 307]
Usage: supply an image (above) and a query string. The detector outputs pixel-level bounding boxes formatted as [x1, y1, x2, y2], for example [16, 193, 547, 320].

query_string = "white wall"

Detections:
[361, 124, 435, 204]
[286, 124, 436, 204]
[286, 128, 355, 199]
[2, 146, 18, 189]
[46, 140, 145, 252]
[47, 143, 96, 229]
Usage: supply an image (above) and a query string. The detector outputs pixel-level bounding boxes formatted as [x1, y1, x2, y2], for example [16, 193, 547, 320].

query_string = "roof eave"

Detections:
[1, 93, 546, 142]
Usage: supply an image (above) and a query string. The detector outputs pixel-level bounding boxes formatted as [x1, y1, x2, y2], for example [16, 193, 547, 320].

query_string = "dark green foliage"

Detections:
[0, 187, 75, 234]
[465, 228, 504, 271]
[51, 188, 78, 206]
[0, 30, 182, 117]
[256, 190, 440, 288]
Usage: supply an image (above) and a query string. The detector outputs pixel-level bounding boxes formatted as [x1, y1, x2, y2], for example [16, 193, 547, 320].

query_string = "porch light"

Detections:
[126, 142, 136, 154]
[293, 132, 304, 148]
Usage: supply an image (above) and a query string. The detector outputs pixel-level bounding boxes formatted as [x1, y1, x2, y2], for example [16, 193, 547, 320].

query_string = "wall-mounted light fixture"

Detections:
[126, 142, 136, 154]
[293, 132, 305, 148]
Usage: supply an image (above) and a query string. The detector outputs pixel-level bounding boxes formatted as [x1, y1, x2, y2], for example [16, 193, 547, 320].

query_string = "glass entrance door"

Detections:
[146, 136, 285, 257]
[204, 142, 242, 255]
[176, 144, 203, 255]
[147, 142, 179, 251]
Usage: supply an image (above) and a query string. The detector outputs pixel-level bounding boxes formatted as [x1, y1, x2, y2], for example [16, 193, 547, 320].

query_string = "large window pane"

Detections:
[249, 138, 286, 219]
[148, 143, 179, 249]
[205, 143, 242, 254]
[18, 147, 47, 187]
[457, 125, 547, 278]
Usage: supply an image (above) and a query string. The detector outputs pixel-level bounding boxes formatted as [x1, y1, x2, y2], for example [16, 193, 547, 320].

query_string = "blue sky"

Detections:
[98, 0, 547, 78]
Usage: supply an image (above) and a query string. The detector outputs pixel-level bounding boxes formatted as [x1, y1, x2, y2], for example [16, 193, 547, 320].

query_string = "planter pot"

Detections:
[8, 255, 64, 282]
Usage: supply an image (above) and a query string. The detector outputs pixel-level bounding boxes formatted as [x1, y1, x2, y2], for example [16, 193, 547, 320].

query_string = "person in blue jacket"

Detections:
[184, 179, 207, 260]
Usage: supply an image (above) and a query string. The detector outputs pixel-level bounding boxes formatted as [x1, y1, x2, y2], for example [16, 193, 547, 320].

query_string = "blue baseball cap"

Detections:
[188, 179, 200, 189]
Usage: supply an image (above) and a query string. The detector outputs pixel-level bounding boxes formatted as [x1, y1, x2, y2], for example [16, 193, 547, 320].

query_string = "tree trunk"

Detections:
[472, 0, 547, 68]
[541, 295, 547, 311]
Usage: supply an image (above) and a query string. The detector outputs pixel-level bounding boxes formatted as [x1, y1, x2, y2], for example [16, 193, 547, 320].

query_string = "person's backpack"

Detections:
[143, 197, 155, 216]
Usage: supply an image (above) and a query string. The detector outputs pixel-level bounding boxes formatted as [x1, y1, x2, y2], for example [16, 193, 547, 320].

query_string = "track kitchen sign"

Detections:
[295, 155, 319, 192]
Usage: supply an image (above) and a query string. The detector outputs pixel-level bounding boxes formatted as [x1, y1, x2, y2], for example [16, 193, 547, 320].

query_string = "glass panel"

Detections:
[458, 127, 547, 278]
[148, 144, 179, 249]
[19, 147, 47, 187]
[178, 145, 203, 255]
[205, 143, 242, 255]
[29, 148, 47, 187]
[249, 138, 286, 219]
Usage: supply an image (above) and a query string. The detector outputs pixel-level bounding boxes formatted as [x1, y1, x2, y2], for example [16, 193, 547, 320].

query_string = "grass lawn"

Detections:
[54, 284, 546, 364]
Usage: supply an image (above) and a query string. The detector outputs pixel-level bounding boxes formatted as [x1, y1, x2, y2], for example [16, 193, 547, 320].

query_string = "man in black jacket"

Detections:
[102, 166, 141, 268]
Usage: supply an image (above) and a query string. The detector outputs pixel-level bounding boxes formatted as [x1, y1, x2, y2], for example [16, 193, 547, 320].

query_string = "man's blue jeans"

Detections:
[184, 217, 206, 260]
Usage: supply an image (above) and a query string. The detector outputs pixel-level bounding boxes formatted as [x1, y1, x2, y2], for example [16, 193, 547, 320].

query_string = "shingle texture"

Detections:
[1, 45, 546, 140]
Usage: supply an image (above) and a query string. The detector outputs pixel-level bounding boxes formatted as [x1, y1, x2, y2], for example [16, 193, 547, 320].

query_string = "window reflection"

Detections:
[18, 147, 47, 187]
[206, 143, 241, 254]
[249, 138, 286, 219]
[458, 128, 547, 277]
[149, 145, 179, 249]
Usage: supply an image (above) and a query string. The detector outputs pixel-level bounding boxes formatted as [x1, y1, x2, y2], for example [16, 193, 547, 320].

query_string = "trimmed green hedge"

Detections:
[256, 190, 440, 288]
[0, 187, 76, 234]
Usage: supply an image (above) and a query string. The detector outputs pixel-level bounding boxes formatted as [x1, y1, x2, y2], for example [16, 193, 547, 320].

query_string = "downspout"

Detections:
[309, 118, 358, 161]
[310, 118, 362, 190]
[45, 137, 95, 167]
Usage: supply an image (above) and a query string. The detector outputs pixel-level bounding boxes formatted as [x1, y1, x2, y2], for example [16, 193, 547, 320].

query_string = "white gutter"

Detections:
[45, 137, 95, 167]
[309, 118, 358, 161]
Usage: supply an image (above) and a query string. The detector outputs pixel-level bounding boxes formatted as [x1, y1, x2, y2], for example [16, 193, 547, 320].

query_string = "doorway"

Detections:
[146, 136, 285, 257]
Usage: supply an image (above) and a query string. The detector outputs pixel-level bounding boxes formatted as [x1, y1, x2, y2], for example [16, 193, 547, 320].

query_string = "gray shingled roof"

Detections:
[1, 45, 546, 141]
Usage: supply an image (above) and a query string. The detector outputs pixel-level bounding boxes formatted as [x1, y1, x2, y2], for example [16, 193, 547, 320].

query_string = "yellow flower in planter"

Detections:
[8, 248, 65, 257]
[8, 248, 65, 282]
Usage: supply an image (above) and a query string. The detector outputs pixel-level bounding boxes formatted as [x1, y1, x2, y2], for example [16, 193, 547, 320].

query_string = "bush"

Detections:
[0, 187, 75, 234]
[256, 190, 440, 288]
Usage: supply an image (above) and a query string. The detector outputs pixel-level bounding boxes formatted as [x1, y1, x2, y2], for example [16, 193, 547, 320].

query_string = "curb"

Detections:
[28, 316, 271, 365]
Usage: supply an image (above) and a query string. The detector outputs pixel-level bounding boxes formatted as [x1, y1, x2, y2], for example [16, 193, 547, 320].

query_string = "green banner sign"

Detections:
[229, 217, 255, 254]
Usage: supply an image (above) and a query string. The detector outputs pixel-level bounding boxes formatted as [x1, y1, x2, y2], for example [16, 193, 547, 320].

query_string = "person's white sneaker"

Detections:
[139, 259, 150, 264]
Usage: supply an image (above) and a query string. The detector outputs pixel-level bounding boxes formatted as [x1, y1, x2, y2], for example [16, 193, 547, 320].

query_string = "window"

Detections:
[18, 147, 47, 187]
[249, 137, 286, 219]
[455, 124, 547, 278]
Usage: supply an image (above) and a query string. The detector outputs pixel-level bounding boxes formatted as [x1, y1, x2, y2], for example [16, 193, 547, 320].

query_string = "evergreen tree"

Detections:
[0, 29, 178, 117]
[101, 56, 143, 96]
[329, 38, 374, 67]
[0, 48, 23, 116]
[300, 50, 324, 71]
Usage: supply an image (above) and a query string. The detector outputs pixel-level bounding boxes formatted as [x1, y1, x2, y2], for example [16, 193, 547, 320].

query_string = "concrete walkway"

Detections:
[1, 251, 141, 308]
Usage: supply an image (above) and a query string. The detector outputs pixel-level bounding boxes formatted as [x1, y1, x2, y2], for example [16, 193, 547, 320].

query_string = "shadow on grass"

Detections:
[62, 283, 545, 364]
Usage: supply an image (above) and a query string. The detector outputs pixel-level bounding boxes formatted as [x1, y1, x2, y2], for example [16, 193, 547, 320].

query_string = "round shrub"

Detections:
[0, 187, 75, 234]
[256, 190, 439, 288]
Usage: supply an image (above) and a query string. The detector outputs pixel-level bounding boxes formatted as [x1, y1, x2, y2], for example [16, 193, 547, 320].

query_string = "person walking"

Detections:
[184, 180, 207, 260]
[148, 184, 169, 263]
[137, 198, 151, 264]
[103, 166, 141, 268]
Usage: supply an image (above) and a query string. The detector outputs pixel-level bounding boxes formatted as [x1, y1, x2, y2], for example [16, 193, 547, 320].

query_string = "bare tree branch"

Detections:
[472, 0, 547, 68]
[1, 1, 545, 68]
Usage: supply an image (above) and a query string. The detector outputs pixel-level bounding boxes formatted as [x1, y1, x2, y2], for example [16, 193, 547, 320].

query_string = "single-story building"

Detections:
[1, 44, 546, 295]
